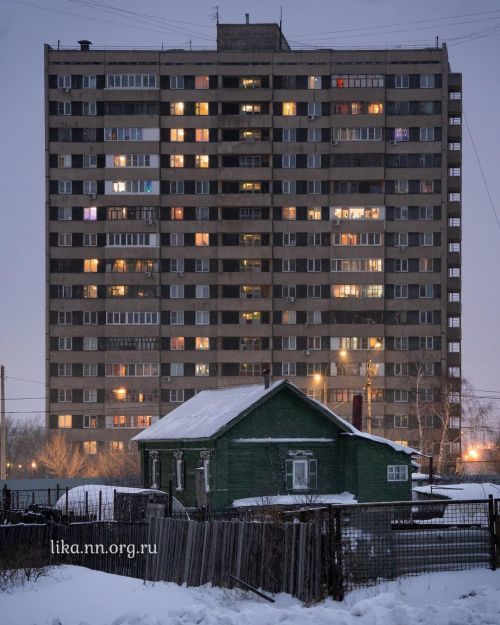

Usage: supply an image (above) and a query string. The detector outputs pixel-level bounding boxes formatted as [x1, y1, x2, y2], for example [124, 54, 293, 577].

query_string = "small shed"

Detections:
[133, 380, 418, 509]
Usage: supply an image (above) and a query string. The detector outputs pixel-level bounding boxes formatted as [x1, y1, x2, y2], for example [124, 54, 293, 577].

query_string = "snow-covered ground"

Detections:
[1, 566, 500, 625]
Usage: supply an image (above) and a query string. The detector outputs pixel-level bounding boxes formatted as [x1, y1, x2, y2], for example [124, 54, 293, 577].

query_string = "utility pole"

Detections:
[1, 366, 6, 480]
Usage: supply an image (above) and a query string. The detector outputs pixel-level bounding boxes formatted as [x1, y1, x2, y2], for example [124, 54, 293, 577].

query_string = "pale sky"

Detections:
[1, 0, 499, 424]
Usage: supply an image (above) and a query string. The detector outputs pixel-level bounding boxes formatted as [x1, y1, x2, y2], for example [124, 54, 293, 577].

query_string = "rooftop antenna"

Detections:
[211, 5, 219, 25]
[436, 36, 439, 48]
[279, 4, 283, 50]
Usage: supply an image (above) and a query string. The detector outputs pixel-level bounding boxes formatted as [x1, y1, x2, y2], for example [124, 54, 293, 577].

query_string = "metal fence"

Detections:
[0, 497, 498, 601]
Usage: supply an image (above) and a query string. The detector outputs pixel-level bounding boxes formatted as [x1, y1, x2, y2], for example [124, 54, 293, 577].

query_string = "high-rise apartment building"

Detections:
[45, 22, 462, 470]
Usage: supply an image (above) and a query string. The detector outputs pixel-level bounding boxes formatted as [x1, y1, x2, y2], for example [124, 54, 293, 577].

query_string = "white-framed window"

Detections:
[395, 75, 409, 89]
[196, 310, 209, 325]
[58, 181, 72, 195]
[394, 284, 408, 299]
[83, 389, 98, 403]
[282, 336, 297, 350]
[306, 310, 322, 324]
[170, 363, 184, 377]
[283, 232, 296, 246]
[307, 154, 321, 168]
[282, 180, 296, 194]
[83, 154, 97, 168]
[83, 336, 98, 351]
[83, 102, 97, 116]
[394, 336, 409, 350]
[57, 363, 72, 377]
[394, 389, 409, 402]
[196, 285, 210, 298]
[58, 389, 72, 403]
[282, 362, 296, 376]
[282, 128, 296, 142]
[57, 102, 72, 116]
[58, 232, 72, 247]
[195, 181, 210, 195]
[57, 74, 71, 89]
[282, 154, 296, 168]
[83, 415, 98, 428]
[83, 206, 97, 221]
[394, 415, 408, 429]
[106, 74, 157, 89]
[308, 75, 321, 90]
[420, 127, 435, 142]
[170, 75, 185, 89]
[58, 337, 72, 351]
[282, 310, 296, 325]
[83, 363, 98, 376]
[195, 258, 209, 272]
[307, 128, 321, 142]
[387, 465, 408, 481]
[83, 180, 97, 195]
[282, 258, 296, 272]
[286, 457, 317, 490]
[82, 75, 96, 89]
[307, 101, 322, 116]
[170, 285, 184, 299]
[170, 389, 185, 403]
[170, 311, 184, 325]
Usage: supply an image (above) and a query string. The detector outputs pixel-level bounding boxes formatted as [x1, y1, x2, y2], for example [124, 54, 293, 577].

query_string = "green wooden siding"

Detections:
[137, 384, 413, 508]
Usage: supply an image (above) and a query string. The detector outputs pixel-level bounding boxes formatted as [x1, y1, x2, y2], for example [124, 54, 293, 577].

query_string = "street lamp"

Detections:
[313, 372, 327, 405]
[365, 338, 383, 434]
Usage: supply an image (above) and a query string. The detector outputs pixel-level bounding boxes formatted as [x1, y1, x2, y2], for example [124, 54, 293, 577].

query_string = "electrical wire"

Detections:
[463, 110, 500, 231]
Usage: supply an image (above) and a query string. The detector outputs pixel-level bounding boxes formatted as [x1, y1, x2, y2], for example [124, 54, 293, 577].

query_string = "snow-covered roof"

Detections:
[133, 379, 418, 456]
[133, 380, 286, 441]
[232, 492, 357, 507]
[413, 482, 500, 500]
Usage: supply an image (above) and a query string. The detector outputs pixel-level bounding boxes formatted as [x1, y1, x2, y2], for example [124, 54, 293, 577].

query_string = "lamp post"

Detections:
[313, 371, 327, 406]
[365, 338, 383, 434]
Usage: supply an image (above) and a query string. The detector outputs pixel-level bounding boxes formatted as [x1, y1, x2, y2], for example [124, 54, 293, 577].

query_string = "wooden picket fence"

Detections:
[144, 515, 341, 602]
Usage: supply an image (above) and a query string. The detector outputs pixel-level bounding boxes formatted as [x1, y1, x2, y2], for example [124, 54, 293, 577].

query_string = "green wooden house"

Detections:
[133, 380, 418, 509]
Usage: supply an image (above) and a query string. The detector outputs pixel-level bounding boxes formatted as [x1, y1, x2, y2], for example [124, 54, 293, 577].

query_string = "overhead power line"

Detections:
[463, 110, 500, 231]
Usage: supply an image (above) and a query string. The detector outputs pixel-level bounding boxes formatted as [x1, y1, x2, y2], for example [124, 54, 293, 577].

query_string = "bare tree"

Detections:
[36, 431, 88, 477]
[88, 447, 141, 479]
[5, 416, 46, 478]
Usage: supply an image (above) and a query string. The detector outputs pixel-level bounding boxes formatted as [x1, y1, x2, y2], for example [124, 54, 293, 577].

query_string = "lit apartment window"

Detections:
[196, 337, 209, 350]
[84, 206, 97, 221]
[394, 128, 409, 142]
[240, 103, 262, 115]
[170, 102, 184, 115]
[84, 259, 99, 272]
[170, 337, 185, 350]
[83, 441, 97, 455]
[307, 207, 322, 220]
[240, 182, 261, 193]
[195, 75, 209, 89]
[195, 155, 209, 168]
[195, 102, 209, 115]
[83, 415, 97, 428]
[308, 75, 321, 89]
[282, 310, 296, 325]
[171, 206, 184, 220]
[170, 128, 185, 142]
[282, 102, 296, 116]
[170, 154, 184, 168]
[240, 312, 261, 324]
[195, 128, 209, 142]
[195, 363, 209, 376]
[368, 103, 383, 114]
[282, 206, 296, 220]
[58, 414, 72, 429]
[195, 232, 209, 246]
[83, 285, 98, 299]
[240, 77, 261, 88]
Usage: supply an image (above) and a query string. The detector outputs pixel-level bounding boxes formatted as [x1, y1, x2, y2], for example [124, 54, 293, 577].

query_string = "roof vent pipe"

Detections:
[245, 13, 250, 24]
